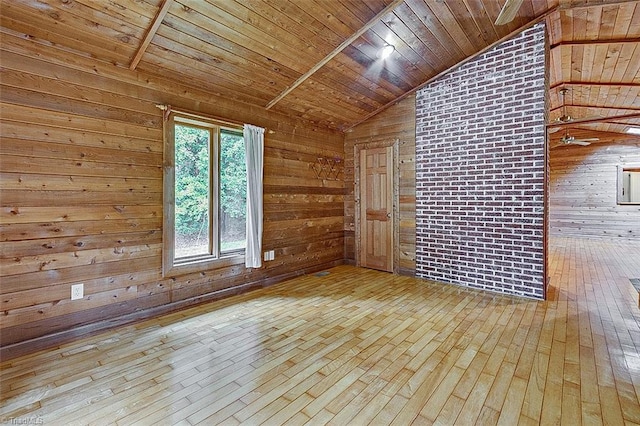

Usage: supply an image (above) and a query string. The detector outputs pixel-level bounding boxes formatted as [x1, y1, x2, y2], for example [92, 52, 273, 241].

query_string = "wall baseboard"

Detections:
[0, 260, 343, 362]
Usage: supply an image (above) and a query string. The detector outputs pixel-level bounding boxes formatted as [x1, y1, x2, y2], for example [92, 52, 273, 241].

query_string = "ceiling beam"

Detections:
[551, 81, 640, 90]
[129, 0, 173, 71]
[550, 38, 640, 49]
[607, 121, 640, 126]
[560, 0, 639, 10]
[547, 112, 640, 128]
[265, 0, 404, 110]
[495, 0, 525, 26]
[550, 105, 640, 112]
[549, 127, 637, 139]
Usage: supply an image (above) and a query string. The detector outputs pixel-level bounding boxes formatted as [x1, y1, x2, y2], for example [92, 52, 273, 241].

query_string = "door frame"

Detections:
[354, 139, 400, 274]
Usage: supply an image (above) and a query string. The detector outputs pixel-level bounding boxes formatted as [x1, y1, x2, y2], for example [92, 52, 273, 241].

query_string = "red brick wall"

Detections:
[415, 24, 547, 299]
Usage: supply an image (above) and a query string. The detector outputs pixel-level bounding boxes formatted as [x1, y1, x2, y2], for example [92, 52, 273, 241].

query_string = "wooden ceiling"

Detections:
[1, 0, 638, 139]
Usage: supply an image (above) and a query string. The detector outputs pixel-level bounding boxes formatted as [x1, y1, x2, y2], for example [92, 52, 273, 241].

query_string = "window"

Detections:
[618, 165, 640, 205]
[163, 112, 247, 276]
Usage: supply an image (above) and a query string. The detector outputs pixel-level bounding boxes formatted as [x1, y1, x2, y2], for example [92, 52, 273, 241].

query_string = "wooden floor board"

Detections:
[1, 237, 640, 424]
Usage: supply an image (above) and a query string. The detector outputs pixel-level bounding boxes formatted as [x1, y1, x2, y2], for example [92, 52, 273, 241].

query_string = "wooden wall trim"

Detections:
[543, 24, 551, 300]
[0, 260, 343, 362]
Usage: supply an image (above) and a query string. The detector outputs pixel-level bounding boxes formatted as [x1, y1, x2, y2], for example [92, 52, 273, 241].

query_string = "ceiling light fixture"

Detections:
[379, 44, 395, 59]
[626, 127, 640, 135]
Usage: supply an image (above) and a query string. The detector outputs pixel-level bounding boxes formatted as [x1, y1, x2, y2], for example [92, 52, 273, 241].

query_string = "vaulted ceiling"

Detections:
[1, 0, 638, 142]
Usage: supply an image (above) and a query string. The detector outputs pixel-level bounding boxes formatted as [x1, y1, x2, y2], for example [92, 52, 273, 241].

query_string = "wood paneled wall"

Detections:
[549, 139, 640, 239]
[344, 96, 416, 275]
[0, 30, 345, 356]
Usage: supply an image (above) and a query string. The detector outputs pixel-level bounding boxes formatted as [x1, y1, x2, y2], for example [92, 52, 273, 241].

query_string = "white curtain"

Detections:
[244, 124, 264, 268]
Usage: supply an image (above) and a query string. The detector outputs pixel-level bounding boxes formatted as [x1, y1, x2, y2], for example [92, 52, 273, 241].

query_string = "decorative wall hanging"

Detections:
[312, 156, 342, 181]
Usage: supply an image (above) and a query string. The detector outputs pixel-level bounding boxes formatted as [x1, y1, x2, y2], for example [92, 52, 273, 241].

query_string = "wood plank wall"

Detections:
[0, 30, 345, 355]
[549, 139, 640, 239]
[344, 96, 416, 275]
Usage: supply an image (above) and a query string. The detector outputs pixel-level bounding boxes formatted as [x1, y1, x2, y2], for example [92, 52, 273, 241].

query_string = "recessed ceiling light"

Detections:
[379, 44, 395, 59]
[627, 127, 640, 135]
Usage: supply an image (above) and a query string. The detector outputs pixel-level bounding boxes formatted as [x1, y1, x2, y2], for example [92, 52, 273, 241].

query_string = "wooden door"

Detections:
[359, 146, 394, 272]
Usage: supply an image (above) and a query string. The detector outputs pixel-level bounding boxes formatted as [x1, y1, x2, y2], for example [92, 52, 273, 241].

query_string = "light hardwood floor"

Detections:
[1, 237, 639, 425]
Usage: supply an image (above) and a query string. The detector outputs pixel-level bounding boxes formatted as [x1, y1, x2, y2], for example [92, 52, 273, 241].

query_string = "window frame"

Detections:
[163, 111, 246, 278]
[617, 164, 640, 205]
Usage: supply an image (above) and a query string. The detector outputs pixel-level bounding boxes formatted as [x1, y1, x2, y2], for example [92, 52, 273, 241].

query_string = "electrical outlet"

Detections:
[71, 283, 84, 300]
[263, 250, 275, 261]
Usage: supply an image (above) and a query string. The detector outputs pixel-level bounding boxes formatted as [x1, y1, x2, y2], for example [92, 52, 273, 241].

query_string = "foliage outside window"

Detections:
[163, 113, 246, 276]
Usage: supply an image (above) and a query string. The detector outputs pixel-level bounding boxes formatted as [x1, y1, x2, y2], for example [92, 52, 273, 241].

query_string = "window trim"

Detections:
[617, 164, 640, 205]
[162, 111, 245, 278]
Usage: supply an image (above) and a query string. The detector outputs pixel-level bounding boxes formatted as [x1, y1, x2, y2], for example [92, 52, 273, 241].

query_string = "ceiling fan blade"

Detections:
[559, 136, 599, 145]
[495, 0, 525, 25]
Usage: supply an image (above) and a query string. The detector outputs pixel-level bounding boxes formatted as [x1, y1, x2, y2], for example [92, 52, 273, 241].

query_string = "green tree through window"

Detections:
[175, 124, 210, 257]
[173, 120, 246, 260]
[220, 130, 247, 251]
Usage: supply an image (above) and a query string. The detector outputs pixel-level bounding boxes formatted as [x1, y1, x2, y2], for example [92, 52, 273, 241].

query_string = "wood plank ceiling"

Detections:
[1, 0, 638, 140]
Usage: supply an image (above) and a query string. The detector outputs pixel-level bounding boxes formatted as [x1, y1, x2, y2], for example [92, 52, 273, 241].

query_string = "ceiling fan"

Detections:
[495, 0, 525, 25]
[556, 130, 599, 147]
